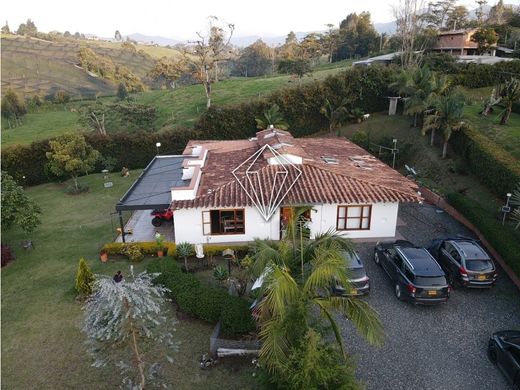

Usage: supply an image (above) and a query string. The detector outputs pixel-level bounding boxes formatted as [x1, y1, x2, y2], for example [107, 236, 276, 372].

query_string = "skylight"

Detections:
[321, 156, 339, 165]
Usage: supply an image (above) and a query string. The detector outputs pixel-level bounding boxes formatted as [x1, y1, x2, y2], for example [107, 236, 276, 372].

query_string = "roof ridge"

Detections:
[305, 162, 420, 200]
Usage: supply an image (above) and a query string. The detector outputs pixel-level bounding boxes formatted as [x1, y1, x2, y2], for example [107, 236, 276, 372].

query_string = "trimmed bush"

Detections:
[101, 242, 176, 257]
[452, 61, 520, 88]
[451, 126, 520, 197]
[445, 193, 520, 277]
[147, 260, 256, 336]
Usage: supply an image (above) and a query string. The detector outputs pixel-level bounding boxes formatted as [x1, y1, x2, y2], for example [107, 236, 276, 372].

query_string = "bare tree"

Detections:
[182, 16, 234, 108]
[393, 0, 426, 68]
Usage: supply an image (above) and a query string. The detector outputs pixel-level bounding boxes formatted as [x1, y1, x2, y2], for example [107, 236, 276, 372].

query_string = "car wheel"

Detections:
[374, 251, 381, 265]
[395, 283, 403, 301]
[487, 342, 498, 364]
[151, 217, 162, 227]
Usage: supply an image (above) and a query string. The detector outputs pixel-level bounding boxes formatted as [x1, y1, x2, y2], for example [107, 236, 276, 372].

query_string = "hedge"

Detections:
[1, 128, 199, 186]
[445, 193, 520, 277]
[452, 61, 520, 88]
[101, 242, 176, 256]
[194, 65, 395, 140]
[451, 126, 520, 197]
[147, 259, 256, 337]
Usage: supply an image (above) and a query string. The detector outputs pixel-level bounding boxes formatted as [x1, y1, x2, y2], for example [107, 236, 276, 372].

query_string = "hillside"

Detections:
[1, 35, 181, 99]
[1, 60, 351, 146]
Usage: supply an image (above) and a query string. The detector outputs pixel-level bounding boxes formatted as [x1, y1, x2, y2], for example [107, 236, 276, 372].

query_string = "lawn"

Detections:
[336, 112, 506, 212]
[2, 63, 349, 147]
[1, 171, 256, 389]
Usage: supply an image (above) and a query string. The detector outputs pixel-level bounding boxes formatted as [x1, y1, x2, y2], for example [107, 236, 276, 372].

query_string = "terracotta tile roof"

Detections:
[172, 131, 421, 209]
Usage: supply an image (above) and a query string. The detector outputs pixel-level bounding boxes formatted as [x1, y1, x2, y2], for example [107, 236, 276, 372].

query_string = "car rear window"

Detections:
[415, 276, 447, 286]
[465, 259, 493, 272]
[348, 268, 366, 280]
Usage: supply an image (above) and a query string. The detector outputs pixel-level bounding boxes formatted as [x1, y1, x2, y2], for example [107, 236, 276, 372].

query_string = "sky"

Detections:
[3, 0, 519, 40]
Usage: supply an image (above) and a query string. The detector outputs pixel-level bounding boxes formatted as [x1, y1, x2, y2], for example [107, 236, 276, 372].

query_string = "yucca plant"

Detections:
[213, 265, 229, 286]
[176, 242, 194, 272]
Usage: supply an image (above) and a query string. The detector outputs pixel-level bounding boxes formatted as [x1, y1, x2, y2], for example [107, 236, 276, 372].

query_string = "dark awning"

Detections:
[116, 155, 192, 211]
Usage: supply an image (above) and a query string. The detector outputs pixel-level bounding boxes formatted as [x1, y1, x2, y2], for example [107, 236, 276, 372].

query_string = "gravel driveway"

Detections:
[340, 203, 520, 390]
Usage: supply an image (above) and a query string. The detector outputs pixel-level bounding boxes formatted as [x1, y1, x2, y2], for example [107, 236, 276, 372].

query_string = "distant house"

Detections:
[432, 29, 493, 56]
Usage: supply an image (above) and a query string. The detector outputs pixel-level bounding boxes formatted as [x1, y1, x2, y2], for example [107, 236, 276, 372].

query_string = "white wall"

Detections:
[308, 202, 399, 239]
[174, 207, 280, 244]
[174, 202, 399, 244]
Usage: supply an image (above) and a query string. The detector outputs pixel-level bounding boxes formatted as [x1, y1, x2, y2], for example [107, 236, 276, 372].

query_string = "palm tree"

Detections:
[422, 90, 466, 159]
[499, 78, 520, 125]
[391, 66, 450, 129]
[255, 104, 289, 130]
[250, 207, 384, 375]
[319, 97, 349, 134]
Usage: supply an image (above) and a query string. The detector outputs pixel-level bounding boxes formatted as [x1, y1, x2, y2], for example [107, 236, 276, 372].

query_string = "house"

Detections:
[432, 29, 492, 56]
[124, 128, 417, 245]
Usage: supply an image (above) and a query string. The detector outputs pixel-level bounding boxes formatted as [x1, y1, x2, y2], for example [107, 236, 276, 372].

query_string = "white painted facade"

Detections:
[173, 202, 399, 244]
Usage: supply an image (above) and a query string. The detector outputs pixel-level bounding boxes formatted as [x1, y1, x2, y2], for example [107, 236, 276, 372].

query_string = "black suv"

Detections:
[488, 330, 520, 389]
[374, 240, 450, 305]
[331, 251, 370, 296]
[428, 238, 497, 288]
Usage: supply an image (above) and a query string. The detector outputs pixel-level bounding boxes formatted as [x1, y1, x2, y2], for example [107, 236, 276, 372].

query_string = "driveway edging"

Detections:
[419, 186, 520, 292]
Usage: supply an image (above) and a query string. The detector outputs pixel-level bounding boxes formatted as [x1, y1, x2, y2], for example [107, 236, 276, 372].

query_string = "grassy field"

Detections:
[2, 63, 350, 147]
[336, 112, 506, 212]
[1, 171, 256, 389]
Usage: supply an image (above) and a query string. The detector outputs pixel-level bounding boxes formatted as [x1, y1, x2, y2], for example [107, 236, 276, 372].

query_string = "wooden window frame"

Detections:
[202, 208, 245, 236]
[336, 205, 372, 231]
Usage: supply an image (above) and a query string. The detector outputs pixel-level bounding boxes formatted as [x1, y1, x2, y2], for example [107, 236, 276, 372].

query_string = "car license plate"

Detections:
[478, 274, 486, 280]
[427, 290, 437, 296]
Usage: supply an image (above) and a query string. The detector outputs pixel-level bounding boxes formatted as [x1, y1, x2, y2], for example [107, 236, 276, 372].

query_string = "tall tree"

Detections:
[1, 88, 27, 128]
[83, 271, 176, 389]
[148, 56, 186, 88]
[499, 77, 520, 125]
[423, 0, 456, 29]
[1, 171, 42, 235]
[279, 31, 299, 59]
[334, 12, 378, 60]
[46, 134, 100, 191]
[1, 21, 10, 34]
[393, 0, 426, 68]
[238, 39, 272, 77]
[422, 90, 466, 158]
[475, 0, 488, 26]
[446, 6, 469, 30]
[16, 18, 37, 36]
[321, 24, 340, 63]
[471, 27, 499, 54]
[300, 33, 322, 66]
[178, 16, 234, 108]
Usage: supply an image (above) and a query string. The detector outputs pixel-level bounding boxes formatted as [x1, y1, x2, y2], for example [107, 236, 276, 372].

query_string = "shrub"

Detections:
[122, 243, 144, 262]
[213, 265, 229, 285]
[75, 258, 95, 297]
[350, 130, 369, 149]
[450, 126, 520, 197]
[445, 193, 520, 277]
[1, 244, 15, 267]
[101, 242, 176, 257]
[147, 260, 256, 336]
[452, 61, 520, 88]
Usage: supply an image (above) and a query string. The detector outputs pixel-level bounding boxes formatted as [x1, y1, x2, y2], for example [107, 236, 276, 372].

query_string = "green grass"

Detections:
[2, 108, 86, 146]
[2, 64, 349, 146]
[1, 171, 256, 389]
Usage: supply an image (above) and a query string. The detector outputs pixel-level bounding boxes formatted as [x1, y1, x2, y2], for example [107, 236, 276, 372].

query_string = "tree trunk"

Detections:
[184, 256, 189, 272]
[500, 106, 512, 125]
[124, 298, 146, 390]
[72, 175, 79, 191]
[430, 128, 435, 146]
[442, 141, 448, 159]
[413, 113, 418, 128]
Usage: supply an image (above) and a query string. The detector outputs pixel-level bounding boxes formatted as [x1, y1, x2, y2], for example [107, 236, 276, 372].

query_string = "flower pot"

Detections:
[157, 250, 164, 258]
[100, 252, 108, 262]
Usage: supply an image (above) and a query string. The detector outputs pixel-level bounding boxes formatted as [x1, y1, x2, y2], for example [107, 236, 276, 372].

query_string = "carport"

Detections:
[115, 155, 192, 242]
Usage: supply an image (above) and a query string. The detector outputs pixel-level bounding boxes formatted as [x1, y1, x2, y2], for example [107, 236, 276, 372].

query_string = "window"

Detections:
[202, 209, 245, 235]
[337, 205, 372, 231]
[404, 266, 414, 282]
[322, 156, 339, 165]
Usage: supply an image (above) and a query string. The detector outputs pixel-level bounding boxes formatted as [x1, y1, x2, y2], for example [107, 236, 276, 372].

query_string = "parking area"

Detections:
[340, 203, 520, 390]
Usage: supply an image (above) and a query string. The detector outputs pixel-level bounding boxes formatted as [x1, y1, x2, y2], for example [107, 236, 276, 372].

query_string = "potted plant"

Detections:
[155, 232, 165, 257]
[99, 249, 108, 262]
